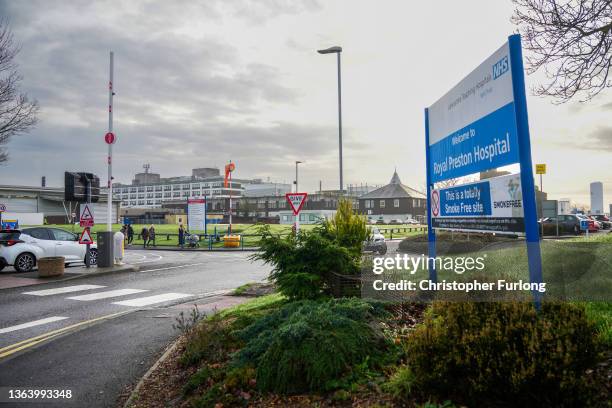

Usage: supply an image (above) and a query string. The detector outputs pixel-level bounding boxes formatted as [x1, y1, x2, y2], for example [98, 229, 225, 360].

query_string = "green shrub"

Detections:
[321, 198, 369, 256]
[232, 298, 389, 394]
[251, 226, 360, 300]
[397, 302, 600, 407]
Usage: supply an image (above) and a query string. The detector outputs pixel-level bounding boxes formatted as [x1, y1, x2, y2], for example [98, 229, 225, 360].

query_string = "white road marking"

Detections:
[124, 253, 146, 261]
[139, 262, 207, 272]
[66, 288, 149, 301]
[23, 285, 106, 296]
[112, 293, 193, 307]
[0, 316, 69, 334]
[131, 253, 163, 264]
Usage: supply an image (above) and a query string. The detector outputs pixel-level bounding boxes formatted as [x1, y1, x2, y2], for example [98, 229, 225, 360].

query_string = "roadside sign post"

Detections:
[0, 204, 5, 229]
[509, 34, 543, 308]
[536, 164, 546, 237]
[80, 181, 94, 268]
[424, 108, 437, 283]
[285, 193, 308, 233]
[580, 219, 589, 239]
[425, 34, 542, 308]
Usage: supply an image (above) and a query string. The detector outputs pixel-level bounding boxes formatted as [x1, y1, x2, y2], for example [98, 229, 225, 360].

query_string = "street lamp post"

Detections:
[317, 46, 343, 193]
[295, 161, 303, 193]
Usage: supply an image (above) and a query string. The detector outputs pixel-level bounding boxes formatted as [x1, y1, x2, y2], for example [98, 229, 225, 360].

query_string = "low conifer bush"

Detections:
[391, 302, 601, 407]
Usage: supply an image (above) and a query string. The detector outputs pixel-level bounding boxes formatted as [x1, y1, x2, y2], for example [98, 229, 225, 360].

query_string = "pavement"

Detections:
[0, 249, 270, 407]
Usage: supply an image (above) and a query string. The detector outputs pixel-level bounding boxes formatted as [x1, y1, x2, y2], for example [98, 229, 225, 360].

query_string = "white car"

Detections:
[0, 228, 97, 272]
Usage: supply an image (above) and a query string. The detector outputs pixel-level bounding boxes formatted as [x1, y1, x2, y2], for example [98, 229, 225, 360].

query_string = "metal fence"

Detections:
[377, 226, 428, 239]
[97, 227, 428, 251]
[97, 232, 285, 251]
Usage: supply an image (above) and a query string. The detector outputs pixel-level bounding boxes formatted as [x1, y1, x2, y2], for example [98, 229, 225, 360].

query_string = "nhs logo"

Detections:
[492, 56, 509, 79]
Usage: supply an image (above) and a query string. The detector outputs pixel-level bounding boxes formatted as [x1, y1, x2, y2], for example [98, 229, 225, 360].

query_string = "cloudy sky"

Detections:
[1, 0, 610, 207]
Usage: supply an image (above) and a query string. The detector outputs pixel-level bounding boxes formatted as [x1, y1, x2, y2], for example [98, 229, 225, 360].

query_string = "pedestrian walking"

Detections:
[120, 225, 127, 244]
[148, 225, 156, 247]
[141, 226, 149, 248]
[178, 224, 185, 249]
[127, 224, 134, 244]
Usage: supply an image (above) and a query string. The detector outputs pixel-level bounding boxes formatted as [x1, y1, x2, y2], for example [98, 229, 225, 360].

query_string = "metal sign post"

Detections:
[424, 108, 437, 283]
[536, 164, 546, 237]
[107, 51, 114, 232]
[509, 34, 543, 308]
[0, 203, 5, 228]
[85, 180, 91, 268]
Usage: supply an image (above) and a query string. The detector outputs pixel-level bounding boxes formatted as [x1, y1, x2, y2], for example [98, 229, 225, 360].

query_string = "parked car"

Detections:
[363, 228, 387, 255]
[406, 219, 419, 225]
[0, 228, 97, 272]
[538, 214, 588, 235]
[375, 219, 386, 225]
[389, 219, 402, 225]
[589, 214, 611, 229]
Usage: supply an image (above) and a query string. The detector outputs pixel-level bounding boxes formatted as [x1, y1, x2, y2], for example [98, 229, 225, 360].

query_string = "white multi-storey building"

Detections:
[113, 167, 290, 209]
[113, 177, 243, 208]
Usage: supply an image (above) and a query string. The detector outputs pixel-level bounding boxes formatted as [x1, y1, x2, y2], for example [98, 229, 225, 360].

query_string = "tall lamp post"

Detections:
[317, 45, 343, 193]
[295, 160, 303, 192]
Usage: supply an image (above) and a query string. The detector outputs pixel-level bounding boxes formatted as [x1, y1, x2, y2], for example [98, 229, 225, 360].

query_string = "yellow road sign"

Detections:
[535, 164, 546, 174]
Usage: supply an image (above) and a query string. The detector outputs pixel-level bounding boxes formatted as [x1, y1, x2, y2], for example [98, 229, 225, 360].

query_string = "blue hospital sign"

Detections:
[425, 35, 543, 305]
[428, 43, 519, 183]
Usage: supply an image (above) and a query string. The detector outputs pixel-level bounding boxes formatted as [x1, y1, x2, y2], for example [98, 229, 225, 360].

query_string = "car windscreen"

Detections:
[0, 231, 21, 241]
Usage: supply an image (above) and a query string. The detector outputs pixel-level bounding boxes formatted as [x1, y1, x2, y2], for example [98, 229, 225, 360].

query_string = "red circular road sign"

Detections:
[104, 132, 116, 144]
[431, 190, 440, 217]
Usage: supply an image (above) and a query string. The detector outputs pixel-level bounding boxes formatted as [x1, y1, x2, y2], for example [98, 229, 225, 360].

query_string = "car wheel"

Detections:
[0, 265, 4, 272]
[378, 247, 387, 255]
[15, 253, 36, 273]
[87, 248, 98, 265]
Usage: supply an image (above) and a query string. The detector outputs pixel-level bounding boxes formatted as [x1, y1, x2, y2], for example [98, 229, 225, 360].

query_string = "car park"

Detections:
[538, 214, 588, 235]
[0, 228, 97, 272]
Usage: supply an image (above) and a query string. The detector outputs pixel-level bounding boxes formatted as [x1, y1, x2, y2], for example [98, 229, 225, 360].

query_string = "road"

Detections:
[0, 249, 269, 407]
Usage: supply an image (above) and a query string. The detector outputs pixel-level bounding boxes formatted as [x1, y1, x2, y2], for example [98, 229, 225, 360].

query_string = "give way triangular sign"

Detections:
[285, 193, 308, 215]
[79, 228, 93, 244]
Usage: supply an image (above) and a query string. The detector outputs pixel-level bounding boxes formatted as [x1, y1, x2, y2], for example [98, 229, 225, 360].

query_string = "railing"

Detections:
[96, 227, 428, 251]
[376, 226, 428, 240]
[97, 232, 289, 251]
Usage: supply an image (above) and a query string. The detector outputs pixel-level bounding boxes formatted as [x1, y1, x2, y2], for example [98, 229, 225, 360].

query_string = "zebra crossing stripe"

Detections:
[23, 285, 106, 296]
[66, 289, 149, 301]
[0, 317, 69, 334]
[112, 293, 193, 307]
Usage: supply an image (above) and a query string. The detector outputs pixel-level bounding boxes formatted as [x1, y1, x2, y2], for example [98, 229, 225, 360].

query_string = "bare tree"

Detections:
[512, 0, 612, 103]
[0, 20, 38, 163]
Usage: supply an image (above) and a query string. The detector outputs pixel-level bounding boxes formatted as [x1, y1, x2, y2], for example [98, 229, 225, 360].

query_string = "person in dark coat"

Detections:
[127, 224, 134, 244]
[141, 226, 149, 248]
[178, 224, 185, 249]
[148, 225, 156, 247]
